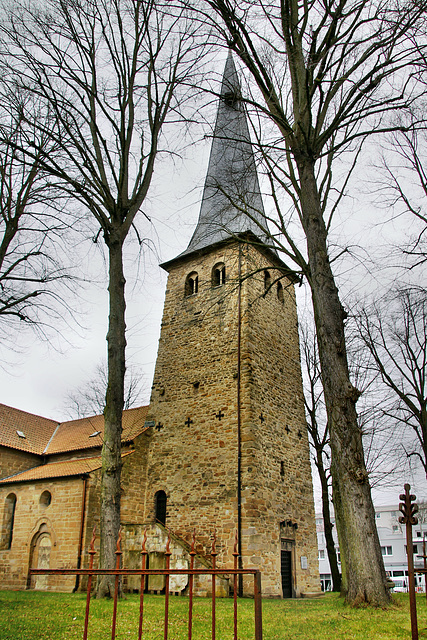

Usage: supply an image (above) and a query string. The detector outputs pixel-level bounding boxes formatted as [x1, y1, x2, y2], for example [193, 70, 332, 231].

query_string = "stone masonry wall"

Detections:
[146, 243, 242, 567]
[0, 446, 41, 479]
[238, 244, 320, 596]
[145, 240, 320, 597]
[0, 477, 85, 591]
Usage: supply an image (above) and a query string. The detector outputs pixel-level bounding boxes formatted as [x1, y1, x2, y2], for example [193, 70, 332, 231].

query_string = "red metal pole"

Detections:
[83, 527, 96, 640]
[254, 571, 263, 640]
[233, 531, 238, 640]
[400, 484, 419, 640]
[188, 530, 196, 640]
[164, 533, 171, 640]
[111, 530, 122, 640]
[423, 534, 427, 605]
[211, 532, 217, 640]
[138, 529, 148, 640]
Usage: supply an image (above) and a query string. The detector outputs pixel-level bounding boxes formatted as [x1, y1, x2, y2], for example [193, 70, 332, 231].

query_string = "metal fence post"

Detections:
[400, 483, 419, 640]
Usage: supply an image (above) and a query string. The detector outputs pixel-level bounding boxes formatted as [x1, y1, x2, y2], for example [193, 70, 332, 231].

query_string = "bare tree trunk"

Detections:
[97, 232, 126, 598]
[316, 452, 341, 592]
[298, 159, 390, 605]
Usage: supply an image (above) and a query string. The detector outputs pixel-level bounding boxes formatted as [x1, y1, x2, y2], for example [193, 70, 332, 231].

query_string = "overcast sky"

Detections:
[0, 57, 425, 506]
[0, 134, 211, 422]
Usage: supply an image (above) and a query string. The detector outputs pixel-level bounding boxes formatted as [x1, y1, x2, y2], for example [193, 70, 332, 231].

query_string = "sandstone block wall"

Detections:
[0, 446, 41, 479]
[0, 477, 85, 591]
[239, 245, 320, 596]
[144, 240, 320, 597]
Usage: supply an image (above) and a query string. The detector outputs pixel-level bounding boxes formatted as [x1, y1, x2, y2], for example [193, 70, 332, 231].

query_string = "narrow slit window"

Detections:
[1, 493, 17, 550]
[155, 490, 167, 526]
[264, 270, 271, 293]
[277, 281, 284, 303]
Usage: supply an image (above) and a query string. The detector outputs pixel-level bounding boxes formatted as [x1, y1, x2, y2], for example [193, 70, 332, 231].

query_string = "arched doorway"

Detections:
[28, 524, 52, 590]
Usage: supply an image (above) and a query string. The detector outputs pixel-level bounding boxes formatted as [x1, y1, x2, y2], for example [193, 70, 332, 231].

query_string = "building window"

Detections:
[264, 270, 271, 293]
[319, 549, 325, 560]
[212, 263, 226, 287]
[375, 512, 381, 519]
[154, 490, 167, 526]
[392, 525, 399, 533]
[417, 531, 422, 538]
[405, 545, 419, 555]
[39, 491, 52, 508]
[1, 493, 17, 550]
[185, 272, 199, 297]
[381, 546, 393, 556]
[277, 281, 284, 303]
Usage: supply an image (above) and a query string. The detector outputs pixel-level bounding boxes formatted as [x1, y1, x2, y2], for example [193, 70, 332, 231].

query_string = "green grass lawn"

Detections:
[0, 591, 426, 640]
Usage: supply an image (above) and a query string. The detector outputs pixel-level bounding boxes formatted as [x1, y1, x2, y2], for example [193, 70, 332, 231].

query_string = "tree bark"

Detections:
[97, 230, 126, 598]
[297, 158, 390, 605]
[316, 450, 341, 592]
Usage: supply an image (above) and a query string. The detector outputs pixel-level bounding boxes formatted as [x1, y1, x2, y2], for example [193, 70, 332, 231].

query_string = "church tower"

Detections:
[144, 54, 320, 597]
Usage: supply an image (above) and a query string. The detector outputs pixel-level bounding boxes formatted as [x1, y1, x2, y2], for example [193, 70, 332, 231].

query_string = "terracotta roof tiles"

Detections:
[0, 451, 134, 484]
[0, 404, 59, 455]
[0, 403, 149, 456]
[45, 406, 149, 454]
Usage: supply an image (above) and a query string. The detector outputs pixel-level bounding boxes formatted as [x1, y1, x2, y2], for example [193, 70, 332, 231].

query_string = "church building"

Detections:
[0, 55, 320, 598]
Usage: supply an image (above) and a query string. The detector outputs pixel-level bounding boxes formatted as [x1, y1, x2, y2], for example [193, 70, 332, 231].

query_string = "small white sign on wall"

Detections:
[300, 556, 308, 570]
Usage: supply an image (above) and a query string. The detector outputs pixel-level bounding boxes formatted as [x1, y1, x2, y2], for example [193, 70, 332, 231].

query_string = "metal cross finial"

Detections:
[155, 422, 164, 432]
[215, 409, 225, 421]
[399, 483, 419, 526]
[185, 417, 193, 428]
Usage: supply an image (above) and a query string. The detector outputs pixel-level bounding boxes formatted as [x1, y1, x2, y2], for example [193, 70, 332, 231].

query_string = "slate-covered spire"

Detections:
[171, 52, 271, 263]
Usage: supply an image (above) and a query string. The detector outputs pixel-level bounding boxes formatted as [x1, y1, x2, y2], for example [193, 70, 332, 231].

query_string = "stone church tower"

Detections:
[145, 54, 320, 598]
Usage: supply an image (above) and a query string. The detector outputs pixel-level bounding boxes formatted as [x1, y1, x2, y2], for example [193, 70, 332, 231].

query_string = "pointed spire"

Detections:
[166, 52, 271, 266]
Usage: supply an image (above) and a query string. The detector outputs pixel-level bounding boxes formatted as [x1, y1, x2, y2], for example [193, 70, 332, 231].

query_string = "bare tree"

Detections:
[300, 321, 341, 592]
[65, 361, 147, 419]
[370, 125, 427, 271]
[0, 0, 203, 596]
[190, 0, 427, 605]
[301, 316, 401, 593]
[358, 288, 427, 478]
[0, 94, 74, 344]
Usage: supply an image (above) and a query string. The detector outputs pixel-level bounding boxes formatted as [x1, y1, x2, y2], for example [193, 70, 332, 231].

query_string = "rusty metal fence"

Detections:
[29, 528, 262, 640]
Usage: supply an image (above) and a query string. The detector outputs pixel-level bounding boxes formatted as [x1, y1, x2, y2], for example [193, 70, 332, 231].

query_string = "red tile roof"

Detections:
[45, 406, 150, 454]
[0, 451, 134, 484]
[0, 403, 149, 456]
[0, 404, 59, 455]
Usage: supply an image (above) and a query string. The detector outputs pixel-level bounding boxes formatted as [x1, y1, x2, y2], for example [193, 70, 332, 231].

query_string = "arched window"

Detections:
[39, 491, 52, 508]
[185, 272, 199, 297]
[1, 493, 17, 550]
[154, 490, 167, 526]
[277, 281, 284, 303]
[212, 263, 226, 287]
[264, 270, 271, 293]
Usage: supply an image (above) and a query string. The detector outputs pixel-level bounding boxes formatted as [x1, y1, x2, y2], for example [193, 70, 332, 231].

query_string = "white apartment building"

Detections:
[317, 505, 427, 592]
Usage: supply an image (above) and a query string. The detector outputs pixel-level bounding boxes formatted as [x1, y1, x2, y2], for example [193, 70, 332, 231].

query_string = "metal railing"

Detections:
[29, 527, 263, 640]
